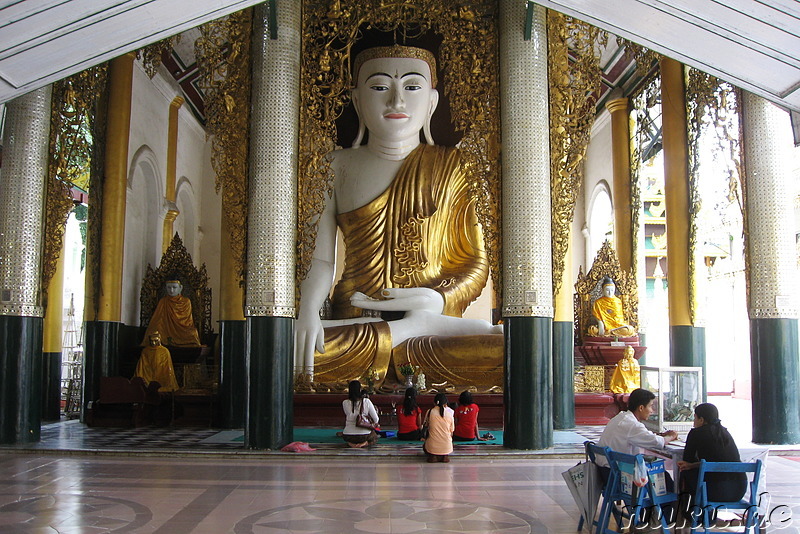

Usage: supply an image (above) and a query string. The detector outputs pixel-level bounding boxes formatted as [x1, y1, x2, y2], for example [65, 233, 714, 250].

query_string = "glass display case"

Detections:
[639, 366, 703, 433]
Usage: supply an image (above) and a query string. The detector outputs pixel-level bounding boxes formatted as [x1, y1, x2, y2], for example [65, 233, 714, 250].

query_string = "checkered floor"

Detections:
[18, 419, 606, 455]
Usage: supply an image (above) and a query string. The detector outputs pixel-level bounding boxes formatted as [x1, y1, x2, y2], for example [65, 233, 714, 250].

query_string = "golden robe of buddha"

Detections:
[315, 144, 501, 386]
[142, 280, 201, 346]
[134, 332, 180, 392]
[591, 277, 635, 337]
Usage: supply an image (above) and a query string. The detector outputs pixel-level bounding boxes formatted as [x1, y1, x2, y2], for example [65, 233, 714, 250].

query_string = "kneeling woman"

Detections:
[342, 380, 380, 448]
[397, 387, 423, 440]
[423, 393, 454, 463]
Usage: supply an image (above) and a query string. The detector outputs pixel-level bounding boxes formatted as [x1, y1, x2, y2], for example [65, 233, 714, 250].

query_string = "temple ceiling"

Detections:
[1, 0, 798, 114]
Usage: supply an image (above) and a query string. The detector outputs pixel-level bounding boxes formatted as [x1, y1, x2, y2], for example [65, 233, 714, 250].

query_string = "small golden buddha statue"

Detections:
[142, 279, 201, 347]
[609, 345, 640, 394]
[134, 331, 180, 392]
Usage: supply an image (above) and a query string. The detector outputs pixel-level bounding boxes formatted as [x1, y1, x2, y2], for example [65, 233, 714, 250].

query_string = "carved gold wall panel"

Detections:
[196, 10, 252, 284]
[42, 65, 107, 306]
[547, 11, 606, 299]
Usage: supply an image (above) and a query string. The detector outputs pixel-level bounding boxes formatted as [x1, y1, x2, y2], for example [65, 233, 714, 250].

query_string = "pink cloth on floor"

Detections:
[280, 442, 317, 452]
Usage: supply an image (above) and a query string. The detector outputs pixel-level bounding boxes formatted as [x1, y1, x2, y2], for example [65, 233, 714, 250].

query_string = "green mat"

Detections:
[228, 428, 504, 445]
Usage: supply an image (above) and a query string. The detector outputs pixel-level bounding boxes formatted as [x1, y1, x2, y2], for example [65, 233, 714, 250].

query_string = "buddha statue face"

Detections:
[352, 54, 439, 143]
[602, 282, 616, 298]
[149, 332, 162, 346]
[165, 281, 183, 297]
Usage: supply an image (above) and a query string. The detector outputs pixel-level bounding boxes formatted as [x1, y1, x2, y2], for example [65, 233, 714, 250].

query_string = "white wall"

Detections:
[121, 60, 217, 327]
[581, 109, 614, 272]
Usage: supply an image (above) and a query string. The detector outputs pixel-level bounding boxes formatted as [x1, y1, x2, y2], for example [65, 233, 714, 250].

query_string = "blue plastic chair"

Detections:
[578, 441, 620, 534]
[688, 459, 763, 533]
[605, 449, 678, 533]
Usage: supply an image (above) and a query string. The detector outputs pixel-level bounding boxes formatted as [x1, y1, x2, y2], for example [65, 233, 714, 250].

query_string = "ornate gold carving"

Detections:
[629, 73, 662, 283]
[298, 1, 501, 301]
[573, 240, 638, 346]
[138, 35, 182, 79]
[140, 233, 213, 339]
[685, 68, 742, 324]
[43, 65, 108, 303]
[618, 38, 661, 77]
[547, 11, 607, 298]
[195, 10, 252, 282]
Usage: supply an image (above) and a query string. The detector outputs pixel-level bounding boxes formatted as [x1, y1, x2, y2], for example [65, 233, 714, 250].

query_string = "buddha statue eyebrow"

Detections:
[365, 71, 428, 81]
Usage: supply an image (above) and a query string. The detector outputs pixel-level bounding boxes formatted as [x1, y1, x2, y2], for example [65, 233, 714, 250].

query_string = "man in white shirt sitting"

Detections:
[597, 388, 679, 490]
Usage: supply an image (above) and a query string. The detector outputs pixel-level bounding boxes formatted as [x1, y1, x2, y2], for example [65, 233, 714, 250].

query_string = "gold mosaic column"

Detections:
[83, 52, 134, 419]
[500, 0, 553, 449]
[606, 97, 634, 272]
[98, 53, 134, 322]
[42, 243, 66, 421]
[553, 229, 574, 429]
[661, 57, 705, 377]
[741, 92, 800, 444]
[162, 96, 184, 254]
[0, 86, 51, 444]
[245, 0, 300, 450]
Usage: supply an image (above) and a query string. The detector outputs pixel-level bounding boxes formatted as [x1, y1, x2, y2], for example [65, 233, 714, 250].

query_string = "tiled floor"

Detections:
[2, 449, 800, 533]
[1, 419, 799, 533]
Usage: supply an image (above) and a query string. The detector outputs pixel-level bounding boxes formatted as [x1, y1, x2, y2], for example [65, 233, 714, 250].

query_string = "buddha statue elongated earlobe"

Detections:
[423, 89, 440, 146]
[351, 91, 365, 148]
[423, 118, 434, 146]
[352, 118, 365, 148]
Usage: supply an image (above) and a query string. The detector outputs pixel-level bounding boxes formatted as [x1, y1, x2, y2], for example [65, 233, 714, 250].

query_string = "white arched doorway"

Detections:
[122, 145, 164, 326]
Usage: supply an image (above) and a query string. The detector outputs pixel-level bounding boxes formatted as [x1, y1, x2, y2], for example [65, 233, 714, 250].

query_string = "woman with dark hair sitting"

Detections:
[342, 380, 379, 448]
[453, 390, 487, 441]
[678, 403, 746, 502]
[422, 393, 454, 463]
[396, 387, 423, 440]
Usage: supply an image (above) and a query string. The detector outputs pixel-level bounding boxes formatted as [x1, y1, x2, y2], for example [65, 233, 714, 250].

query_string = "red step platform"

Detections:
[294, 393, 623, 427]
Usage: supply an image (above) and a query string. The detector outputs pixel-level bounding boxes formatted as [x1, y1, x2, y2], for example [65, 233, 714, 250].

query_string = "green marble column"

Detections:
[669, 325, 706, 398]
[505, 317, 553, 449]
[82, 320, 120, 420]
[245, 316, 293, 449]
[750, 319, 800, 444]
[552, 321, 574, 429]
[41, 352, 62, 421]
[0, 316, 43, 444]
[219, 320, 247, 428]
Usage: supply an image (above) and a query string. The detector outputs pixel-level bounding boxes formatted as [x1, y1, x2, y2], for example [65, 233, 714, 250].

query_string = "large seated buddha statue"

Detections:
[295, 45, 502, 390]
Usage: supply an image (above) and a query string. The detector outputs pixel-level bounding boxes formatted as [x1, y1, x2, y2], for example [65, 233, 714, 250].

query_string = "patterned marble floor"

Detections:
[1, 451, 800, 533]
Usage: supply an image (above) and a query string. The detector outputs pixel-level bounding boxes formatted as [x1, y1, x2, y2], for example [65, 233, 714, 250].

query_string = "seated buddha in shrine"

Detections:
[142, 279, 201, 347]
[134, 331, 180, 392]
[590, 276, 636, 337]
[294, 45, 502, 388]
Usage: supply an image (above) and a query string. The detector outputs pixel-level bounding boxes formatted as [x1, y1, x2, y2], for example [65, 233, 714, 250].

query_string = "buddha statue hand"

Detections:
[350, 287, 444, 314]
[295, 307, 326, 374]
